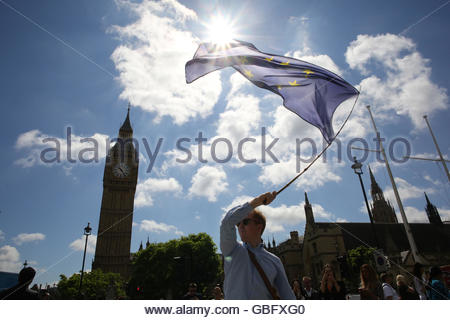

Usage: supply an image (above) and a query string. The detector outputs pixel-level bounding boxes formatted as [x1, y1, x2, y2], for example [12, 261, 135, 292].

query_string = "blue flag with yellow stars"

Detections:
[185, 40, 359, 143]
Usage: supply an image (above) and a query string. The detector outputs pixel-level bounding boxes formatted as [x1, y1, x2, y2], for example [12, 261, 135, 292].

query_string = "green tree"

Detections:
[128, 233, 222, 299]
[57, 269, 126, 299]
[348, 245, 375, 273]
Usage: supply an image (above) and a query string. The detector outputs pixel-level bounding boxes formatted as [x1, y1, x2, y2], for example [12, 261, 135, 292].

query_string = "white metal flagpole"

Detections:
[423, 115, 450, 183]
[366, 106, 425, 264]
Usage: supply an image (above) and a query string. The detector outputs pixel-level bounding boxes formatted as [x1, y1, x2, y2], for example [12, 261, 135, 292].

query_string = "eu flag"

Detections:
[185, 40, 359, 143]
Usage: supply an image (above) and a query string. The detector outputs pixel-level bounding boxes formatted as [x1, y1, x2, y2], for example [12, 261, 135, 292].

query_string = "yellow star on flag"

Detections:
[243, 69, 254, 78]
[304, 69, 314, 77]
[265, 57, 274, 61]
[240, 57, 249, 64]
[281, 61, 290, 66]
[289, 80, 300, 86]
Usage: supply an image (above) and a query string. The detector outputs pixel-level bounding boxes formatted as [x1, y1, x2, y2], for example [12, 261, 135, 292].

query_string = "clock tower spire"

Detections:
[92, 105, 139, 278]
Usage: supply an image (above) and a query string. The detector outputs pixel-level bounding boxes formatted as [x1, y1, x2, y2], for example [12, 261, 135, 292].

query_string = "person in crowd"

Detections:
[291, 279, 304, 300]
[380, 273, 400, 300]
[301, 276, 320, 300]
[428, 266, 449, 300]
[182, 282, 202, 300]
[359, 264, 383, 300]
[320, 264, 346, 299]
[396, 274, 419, 300]
[220, 191, 295, 299]
[0, 267, 39, 300]
[212, 284, 224, 300]
[412, 263, 427, 300]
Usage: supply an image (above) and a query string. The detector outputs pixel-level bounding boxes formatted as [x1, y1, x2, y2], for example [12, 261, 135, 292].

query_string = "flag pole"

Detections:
[423, 115, 450, 183]
[366, 105, 425, 264]
[276, 93, 360, 195]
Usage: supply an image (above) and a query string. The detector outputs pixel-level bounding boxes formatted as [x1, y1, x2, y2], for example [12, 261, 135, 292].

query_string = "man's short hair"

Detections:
[188, 282, 197, 288]
[250, 209, 266, 234]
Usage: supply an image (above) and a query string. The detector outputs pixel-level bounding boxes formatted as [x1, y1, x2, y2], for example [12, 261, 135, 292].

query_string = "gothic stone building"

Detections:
[270, 170, 450, 286]
[301, 171, 450, 285]
[267, 231, 304, 284]
[92, 107, 139, 278]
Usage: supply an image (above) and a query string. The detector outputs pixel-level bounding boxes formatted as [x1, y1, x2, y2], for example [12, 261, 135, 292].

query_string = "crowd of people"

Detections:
[284, 263, 449, 300]
[178, 262, 449, 300]
[0, 261, 449, 300]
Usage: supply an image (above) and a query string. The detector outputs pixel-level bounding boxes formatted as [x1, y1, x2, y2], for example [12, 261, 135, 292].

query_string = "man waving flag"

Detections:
[185, 40, 359, 143]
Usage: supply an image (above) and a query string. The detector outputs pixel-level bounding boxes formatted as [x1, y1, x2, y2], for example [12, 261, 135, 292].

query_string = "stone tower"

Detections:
[304, 192, 315, 226]
[369, 167, 398, 223]
[425, 193, 443, 225]
[92, 106, 139, 278]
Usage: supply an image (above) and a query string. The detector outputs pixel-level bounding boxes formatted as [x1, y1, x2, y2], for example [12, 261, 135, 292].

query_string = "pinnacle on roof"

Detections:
[368, 165, 376, 184]
[305, 192, 310, 206]
[368, 165, 382, 194]
[119, 103, 133, 133]
[424, 192, 431, 205]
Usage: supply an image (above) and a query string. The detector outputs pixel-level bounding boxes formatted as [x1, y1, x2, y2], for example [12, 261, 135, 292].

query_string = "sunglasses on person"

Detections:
[236, 218, 259, 227]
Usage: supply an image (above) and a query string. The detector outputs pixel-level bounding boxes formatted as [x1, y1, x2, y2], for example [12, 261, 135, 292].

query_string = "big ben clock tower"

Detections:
[92, 106, 138, 278]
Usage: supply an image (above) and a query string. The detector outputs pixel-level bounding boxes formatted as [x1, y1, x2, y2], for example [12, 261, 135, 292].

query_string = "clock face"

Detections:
[113, 163, 130, 178]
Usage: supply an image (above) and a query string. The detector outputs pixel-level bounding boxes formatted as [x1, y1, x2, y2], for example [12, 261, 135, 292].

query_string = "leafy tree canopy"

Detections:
[57, 269, 126, 299]
[348, 245, 375, 272]
[128, 233, 222, 299]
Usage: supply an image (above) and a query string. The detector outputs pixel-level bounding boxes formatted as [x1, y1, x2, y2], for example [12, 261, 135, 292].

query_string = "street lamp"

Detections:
[78, 222, 92, 297]
[351, 157, 381, 250]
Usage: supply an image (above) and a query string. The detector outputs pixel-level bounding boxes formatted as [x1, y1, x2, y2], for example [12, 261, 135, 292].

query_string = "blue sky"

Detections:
[0, 0, 449, 287]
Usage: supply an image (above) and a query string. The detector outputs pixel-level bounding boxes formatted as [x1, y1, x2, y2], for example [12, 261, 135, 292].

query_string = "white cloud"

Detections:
[398, 206, 450, 223]
[346, 34, 415, 74]
[110, 0, 222, 125]
[227, 72, 251, 99]
[13, 233, 46, 245]
[260, 203, 306, 233]
[14, 129, 109, 168]
[0, 245, 22, 273]
[221, 196, 334, 233]
[69, 235, 97, 254]
[259, 154, 341, 190]
[438, 208, 450, 222]
[189, 166, 228, 202]
[384, 177, 435, 203]
[398, 206, 428, 223]
[161, 72, 263, 172]
[221, 195, 253, 215]
[135, 177, 182, 208]
[216, 93, 261, 145]
[139, 219, 183, 236]
[289, 51, 343, 76]
[345, 33, 448, 129]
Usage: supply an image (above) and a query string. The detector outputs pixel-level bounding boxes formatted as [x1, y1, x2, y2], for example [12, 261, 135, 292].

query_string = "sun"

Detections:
[205, 15, 236, 45]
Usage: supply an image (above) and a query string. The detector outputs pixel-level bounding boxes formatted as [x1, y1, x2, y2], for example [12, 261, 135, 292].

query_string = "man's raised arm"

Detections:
[220, 192, 276, 256]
